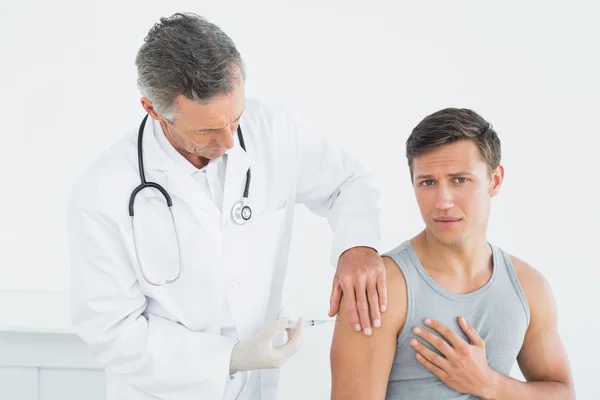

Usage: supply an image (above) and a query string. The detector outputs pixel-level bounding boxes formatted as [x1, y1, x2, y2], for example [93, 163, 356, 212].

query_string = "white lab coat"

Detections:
[67, 98, 383, 400]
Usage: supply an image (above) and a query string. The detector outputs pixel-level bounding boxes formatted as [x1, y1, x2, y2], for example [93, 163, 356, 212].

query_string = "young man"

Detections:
[330, 108, 575, 399]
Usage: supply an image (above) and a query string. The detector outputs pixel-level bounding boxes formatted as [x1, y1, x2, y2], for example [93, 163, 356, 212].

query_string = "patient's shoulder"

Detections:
[508, 255, 548, 295]
[509, 254, 543, 284]
[508, 254, 554, 313]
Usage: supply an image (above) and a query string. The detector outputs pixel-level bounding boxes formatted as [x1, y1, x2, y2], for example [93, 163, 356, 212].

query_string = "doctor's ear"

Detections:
[140, 98, 161, 120]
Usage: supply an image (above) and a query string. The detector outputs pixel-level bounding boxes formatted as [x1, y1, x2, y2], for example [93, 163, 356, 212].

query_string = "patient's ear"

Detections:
[490, 164, 504, 197]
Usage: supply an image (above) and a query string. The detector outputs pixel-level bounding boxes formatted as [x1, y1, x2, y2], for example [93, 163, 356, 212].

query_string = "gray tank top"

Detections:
[382, 240, 530, 399]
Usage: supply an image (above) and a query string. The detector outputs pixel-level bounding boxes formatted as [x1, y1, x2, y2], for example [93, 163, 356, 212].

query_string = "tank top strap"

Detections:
[489, 243, 531, 327]
[381, 240, 421, 347]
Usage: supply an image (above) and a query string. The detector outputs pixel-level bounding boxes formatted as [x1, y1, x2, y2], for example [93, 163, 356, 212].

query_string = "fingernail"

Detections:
[374, 319, 381, 328]
[411, 339, 418, 346]
[381, 305, 387, 312]
[364, 327, 372, 335]
[413, 327, 421, 334]
[424, 318, 431, 325]
[355, 324, 361, 332]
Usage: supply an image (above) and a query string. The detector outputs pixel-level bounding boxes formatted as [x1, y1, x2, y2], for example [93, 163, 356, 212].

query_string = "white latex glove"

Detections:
[230, 317, 305, 373]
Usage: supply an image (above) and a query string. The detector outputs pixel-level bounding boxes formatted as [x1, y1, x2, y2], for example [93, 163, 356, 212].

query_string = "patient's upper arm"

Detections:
[512, 256, 574, 390]
[330, 256, 407, 400]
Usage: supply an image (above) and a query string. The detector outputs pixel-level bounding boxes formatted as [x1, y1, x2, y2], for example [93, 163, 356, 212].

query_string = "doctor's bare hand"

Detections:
[329, 246, 386, 335]
[230, 317, 304, 373]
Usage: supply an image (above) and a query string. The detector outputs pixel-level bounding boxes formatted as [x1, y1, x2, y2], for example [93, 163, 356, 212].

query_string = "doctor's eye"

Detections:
[453, 177, 469, 184]
[421, 180, 435, 187]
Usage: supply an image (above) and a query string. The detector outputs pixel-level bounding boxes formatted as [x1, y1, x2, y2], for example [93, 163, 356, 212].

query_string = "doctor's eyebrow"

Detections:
[194, 109, 245, 133]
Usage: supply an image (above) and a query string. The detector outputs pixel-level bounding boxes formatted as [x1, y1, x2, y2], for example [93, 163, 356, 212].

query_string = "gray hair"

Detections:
[135, 12, 246, 121]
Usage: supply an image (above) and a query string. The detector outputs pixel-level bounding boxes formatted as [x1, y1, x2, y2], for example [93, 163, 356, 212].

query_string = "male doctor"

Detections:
[67, 12, 386, 400]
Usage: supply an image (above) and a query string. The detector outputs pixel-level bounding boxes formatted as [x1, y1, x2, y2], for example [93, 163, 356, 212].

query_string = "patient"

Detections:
[330, 108, 575, 399]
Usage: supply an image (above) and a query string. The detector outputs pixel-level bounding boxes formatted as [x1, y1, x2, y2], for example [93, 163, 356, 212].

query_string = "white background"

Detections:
[1, 0, 598, 398]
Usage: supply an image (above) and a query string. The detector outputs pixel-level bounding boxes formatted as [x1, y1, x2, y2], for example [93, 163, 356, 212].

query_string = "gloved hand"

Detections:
[229, 317, 305, 373]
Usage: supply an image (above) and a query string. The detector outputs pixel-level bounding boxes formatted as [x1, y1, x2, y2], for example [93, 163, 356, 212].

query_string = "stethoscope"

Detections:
[128, 114, 253, 286]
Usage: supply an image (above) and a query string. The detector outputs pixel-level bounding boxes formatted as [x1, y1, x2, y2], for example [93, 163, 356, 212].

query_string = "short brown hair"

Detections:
[406, 108, 501, 179]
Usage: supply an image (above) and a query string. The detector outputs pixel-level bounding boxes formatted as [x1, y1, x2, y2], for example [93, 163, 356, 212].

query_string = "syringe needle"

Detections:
[284, 318, 340, 329]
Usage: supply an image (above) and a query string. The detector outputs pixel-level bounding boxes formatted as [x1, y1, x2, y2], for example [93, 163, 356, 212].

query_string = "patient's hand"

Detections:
[410, 316, 497, 399]
[329, 246, 386, 336]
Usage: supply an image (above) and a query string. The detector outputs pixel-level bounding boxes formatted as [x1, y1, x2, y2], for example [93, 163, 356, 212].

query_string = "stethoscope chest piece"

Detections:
[231, 200, 252, 225]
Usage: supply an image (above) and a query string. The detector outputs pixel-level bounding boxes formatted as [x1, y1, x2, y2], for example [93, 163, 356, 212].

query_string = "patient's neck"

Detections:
[412, 229, 492, 282]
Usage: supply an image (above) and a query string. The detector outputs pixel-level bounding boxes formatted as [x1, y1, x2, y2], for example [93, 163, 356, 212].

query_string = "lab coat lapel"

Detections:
[221, 132, 251, 224]
[141, 117, 221, 219]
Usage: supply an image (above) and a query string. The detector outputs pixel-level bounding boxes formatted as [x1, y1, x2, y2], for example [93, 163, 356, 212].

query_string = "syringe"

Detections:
[285, 319, 336, 329]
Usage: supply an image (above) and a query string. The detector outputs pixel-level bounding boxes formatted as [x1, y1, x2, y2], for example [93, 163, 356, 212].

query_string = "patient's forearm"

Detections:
[482, 372, 574, 400]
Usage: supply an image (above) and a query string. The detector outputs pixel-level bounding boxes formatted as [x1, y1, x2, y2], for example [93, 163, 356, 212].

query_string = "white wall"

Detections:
[1, 0, 598, 398]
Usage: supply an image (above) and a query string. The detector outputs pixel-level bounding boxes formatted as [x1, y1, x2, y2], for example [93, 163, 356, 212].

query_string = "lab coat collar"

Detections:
[139, 115, 250, 220]
[152, 119, 228, 176]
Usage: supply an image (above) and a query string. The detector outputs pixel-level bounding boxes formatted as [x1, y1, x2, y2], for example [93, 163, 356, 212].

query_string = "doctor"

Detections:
[67, 12, 386, 400]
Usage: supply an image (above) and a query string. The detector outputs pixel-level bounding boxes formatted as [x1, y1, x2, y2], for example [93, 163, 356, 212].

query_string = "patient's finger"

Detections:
[412, 325, 454, 359]
[425, 318, 468, 352]
[410, 337, 450, 371]
[415, 351, 448, 382]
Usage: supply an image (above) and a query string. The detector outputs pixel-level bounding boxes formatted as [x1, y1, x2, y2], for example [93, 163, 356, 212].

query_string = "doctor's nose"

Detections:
[220, 129, 235, 150]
